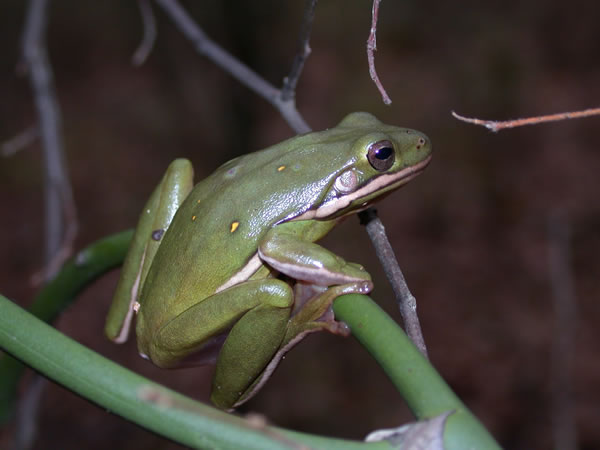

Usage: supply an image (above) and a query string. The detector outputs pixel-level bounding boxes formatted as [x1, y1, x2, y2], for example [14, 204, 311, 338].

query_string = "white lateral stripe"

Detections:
[113, 247, 147, 343]
[215, 253, 262, 293]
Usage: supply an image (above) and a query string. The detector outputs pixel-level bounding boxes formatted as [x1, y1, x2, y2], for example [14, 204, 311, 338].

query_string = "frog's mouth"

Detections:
[296, 154, 432, 221]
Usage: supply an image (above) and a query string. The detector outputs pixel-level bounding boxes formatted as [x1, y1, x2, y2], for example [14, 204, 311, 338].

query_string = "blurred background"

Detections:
[1, 1, 599, 449]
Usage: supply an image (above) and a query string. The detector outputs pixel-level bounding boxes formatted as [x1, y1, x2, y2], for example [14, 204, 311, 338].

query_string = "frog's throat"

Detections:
[295, 154, 432, 221]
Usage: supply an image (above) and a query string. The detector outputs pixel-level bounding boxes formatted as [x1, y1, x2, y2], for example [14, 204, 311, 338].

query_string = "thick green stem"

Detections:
[0, 230, 133, 422]
[0, 294, 386, 450]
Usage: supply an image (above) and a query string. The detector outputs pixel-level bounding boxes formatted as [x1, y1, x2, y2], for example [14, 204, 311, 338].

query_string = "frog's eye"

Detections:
[367, 140, 395, 171]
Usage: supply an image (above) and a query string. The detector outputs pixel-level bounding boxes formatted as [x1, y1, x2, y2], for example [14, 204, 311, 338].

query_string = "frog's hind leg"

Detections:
[105, 159, 194, 343]
[148, 278, 294, 409]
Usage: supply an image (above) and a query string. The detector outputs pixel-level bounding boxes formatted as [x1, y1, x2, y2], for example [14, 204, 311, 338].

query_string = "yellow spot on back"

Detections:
[277, 165, 286, 172]
[192, 215, 197, 221]
[230, 221, 240, 233]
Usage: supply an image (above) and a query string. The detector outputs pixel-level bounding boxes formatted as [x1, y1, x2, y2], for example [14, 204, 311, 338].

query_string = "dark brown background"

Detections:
[1, 1, 599, 449]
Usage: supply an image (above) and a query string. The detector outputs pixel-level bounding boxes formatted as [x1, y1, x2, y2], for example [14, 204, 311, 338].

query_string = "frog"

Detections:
[105, 112, 431, 410]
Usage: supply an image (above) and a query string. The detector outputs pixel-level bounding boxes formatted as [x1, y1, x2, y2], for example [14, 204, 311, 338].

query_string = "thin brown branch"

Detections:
[547, 213, 578, 450]
[154, 0, 310, 134]
[2, 125, 39, 156]
[281, 0, 318, 102]
[359, 209, 428, 358]
[132, 0, 157, 66]
[23, 0, 78, 284]
[366, 0, 391, 105]
[452, 107, 600, 132]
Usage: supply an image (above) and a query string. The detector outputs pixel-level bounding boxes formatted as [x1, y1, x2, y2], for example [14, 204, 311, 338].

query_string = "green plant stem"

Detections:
[0, 230, 133, 422]
[333, 295, 501, 450]
[0, 294, 386, 450]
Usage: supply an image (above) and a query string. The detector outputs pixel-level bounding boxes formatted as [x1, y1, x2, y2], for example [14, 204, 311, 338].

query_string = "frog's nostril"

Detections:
[416, 137, 426, 150]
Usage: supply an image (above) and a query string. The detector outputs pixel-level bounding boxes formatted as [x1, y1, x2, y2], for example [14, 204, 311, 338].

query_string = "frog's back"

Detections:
[138, 139, 338, 322]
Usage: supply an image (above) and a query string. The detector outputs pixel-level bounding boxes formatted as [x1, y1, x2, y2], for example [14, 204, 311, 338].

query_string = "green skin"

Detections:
[105, 112, 432, 410]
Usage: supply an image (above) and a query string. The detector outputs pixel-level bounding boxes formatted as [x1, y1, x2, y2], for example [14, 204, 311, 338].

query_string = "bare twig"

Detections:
[23, 0, 78, 286]
[359, 209, 428, 358]
[281, 0, 318, 102]
[2, 125, 39, 156]
[23, 0, 78, 285]
[547, 213, 578, 450]
[452, 107, 600, 132]
[132, 0, 157, 66]
[366, 0, 392, 105]
[154, 0, 310, 134]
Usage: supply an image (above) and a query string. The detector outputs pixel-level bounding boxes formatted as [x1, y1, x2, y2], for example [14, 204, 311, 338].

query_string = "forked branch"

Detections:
[154, 0, 311, 134]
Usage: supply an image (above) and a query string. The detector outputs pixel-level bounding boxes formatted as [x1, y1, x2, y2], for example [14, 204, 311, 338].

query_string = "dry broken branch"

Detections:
[452, 107, 600, 132]
[132, 0, 157, 66]
[281, 0, 318, 102]
[367, 0, 392, 105]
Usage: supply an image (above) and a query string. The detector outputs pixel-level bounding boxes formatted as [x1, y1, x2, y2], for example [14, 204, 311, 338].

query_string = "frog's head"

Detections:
[297, 112, 432, 221]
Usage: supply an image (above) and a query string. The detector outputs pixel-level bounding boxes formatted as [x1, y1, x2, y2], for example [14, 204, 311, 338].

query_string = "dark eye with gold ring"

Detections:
[367, 140, 395, 171]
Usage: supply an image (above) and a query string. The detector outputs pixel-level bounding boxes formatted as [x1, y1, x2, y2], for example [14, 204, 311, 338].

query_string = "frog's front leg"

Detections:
[105, 159, 194, 343]
[258, 222, 374, 341]
[257, 221, 374, 349]
[258, 221, 374, 288]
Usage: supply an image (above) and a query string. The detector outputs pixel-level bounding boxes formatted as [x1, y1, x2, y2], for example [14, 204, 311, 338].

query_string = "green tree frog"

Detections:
[105, 112, 431, 410]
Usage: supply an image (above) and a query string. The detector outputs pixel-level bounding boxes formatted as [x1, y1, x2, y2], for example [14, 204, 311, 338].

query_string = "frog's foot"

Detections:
[287, 280, 372, 341]
[231, 280, 371, 409]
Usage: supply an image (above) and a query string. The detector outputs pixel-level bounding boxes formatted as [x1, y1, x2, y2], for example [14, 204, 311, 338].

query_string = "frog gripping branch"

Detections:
[105, 112, 432, 410]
